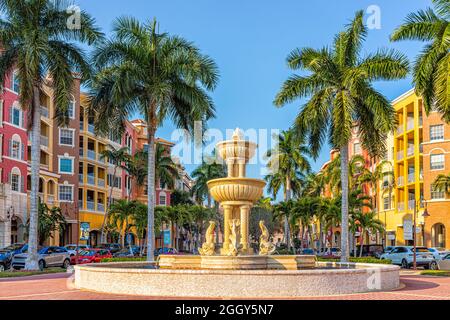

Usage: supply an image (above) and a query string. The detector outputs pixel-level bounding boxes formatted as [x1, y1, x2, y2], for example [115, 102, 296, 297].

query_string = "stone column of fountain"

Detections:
[207, 128, 266, 256]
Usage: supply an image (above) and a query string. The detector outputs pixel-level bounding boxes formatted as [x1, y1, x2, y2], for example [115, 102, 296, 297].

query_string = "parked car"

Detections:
[374, 246, 395, 259]
[300, 248, 315, 255]
[354, 245, 384, 258]
[154, 247, 178, 257]
[65, 244, 90, 257]
[428, 248, 450, 261]
[95, 243, 122, 254]
[74, 249, 112, 265]
[437, 254, 450, 271]
[380, 246, 437, 269]
[320, 248, 341, 258]
[114, 246, 141, 258]
[1, 243, 27, 257]
[12, 246, 71, 271]
[0, 249, 13, 272]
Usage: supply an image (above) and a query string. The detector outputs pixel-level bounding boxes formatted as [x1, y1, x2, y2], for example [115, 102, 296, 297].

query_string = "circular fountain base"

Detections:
[74, 259, 400, 298]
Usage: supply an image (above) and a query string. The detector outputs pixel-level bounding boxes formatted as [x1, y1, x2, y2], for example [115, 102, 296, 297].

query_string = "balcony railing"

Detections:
[80, 122, 84, 130]
[88, 124, 95, 134]
[397, 126, 404, 135]
[98, 178, 105, 187]
[41, 135, 49, 147]
[47, 195, 55, 205]
[87, 174, 95, 185]
[79, 174, 83, 183]
[407, 119, 414, 131]
[407, 146, 414, 157]
[87, 201, 95, 211]
[78, 200, 83, 210]
[398, 202, 405, 211]
[408, 173, 415, 183]
[408, 200, 416, 211]
[87, 150, 96, 160]
[398, 176, 404, 186]
[397, 151, 404, 160]
[79, 148, 84, 157]
[97, 203, 105, 212]
[40, 106, 49, 118]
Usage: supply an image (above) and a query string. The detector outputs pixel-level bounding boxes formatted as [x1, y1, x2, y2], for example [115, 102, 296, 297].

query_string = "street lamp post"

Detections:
[413, 200, 429, 270]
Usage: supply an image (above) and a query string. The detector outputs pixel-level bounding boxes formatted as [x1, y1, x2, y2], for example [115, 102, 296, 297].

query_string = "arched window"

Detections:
[9, 134, 23, 160]
[10, 167, 22, 192]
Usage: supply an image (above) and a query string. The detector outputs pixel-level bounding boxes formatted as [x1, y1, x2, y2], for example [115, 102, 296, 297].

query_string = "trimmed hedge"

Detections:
[100, 257, 146, 263]
[421, 270, 450, 277]
[317, 257, 392, 264]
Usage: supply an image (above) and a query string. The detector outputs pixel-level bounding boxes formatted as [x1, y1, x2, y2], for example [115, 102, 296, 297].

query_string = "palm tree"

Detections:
[99, 145, 130, 242]
[433, 173, 450, 196]
[0, 0, 103, 270]
[89, 17, 218, 262]
[353, 211, 384, 257]
[266, 129, 311, 250]
[191, 159, 226, 207]
[391, 0, 450, 120]
[290, 197, 319, 249]
[274, 11, 408, 262]
[122, 152, 148, 200]
[109, 200, 134, 247]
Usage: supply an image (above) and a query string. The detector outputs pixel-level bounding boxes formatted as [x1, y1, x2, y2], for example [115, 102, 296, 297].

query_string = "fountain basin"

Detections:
[74, 262, 400, 298]
[207, 178, 266, 203]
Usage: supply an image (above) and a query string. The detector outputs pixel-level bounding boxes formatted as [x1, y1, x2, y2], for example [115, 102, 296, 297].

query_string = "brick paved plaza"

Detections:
[0, 272, 448, 300]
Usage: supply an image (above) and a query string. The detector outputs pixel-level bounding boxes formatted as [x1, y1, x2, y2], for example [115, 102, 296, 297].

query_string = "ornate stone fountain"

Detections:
[74, 129, 401, 298]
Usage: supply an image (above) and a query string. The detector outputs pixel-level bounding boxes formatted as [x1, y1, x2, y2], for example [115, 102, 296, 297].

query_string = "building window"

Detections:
[159, 193, 167, 206]
[59, 128, 74, 146]
[430, 125, 444, 141]
[59, 185, 73, 202]
[10, 71, 20, 93]
[59, 157, 74, 174]
[353, 143, 361, 155]
[9, 138, 23, 160]
[68, 99, 75, 119]
[430, 154, 445, 170]
[11, 174, 20, 192]
[383, 197, 390, 210]
[107, 174, 122, 189]
[431, 186, 445, 200]
[11, 107, 22, 127]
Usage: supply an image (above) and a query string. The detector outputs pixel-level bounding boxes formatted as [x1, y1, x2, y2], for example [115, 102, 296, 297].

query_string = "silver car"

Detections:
[12, 246, 71, 271]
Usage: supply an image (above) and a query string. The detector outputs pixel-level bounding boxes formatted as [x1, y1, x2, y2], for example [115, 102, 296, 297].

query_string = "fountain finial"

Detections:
[232, 128, 244, 140]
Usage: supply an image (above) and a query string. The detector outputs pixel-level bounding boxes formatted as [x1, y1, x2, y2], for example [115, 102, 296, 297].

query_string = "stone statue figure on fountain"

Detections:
[259, 220, 276, 255]
[227, 219, 241, 256]
[199, 221, 216, 256]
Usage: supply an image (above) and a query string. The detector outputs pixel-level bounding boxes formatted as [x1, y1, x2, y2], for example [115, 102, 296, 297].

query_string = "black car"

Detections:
[113, 246, 141, 258]
[0, 250, 12, 272]
[95, 243, 122, 254]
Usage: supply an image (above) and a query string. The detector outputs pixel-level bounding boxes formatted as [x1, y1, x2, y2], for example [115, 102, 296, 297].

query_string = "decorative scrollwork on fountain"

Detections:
[198, 221, 216, 256]
[259, 220, 275, 256]
[227, 219, 241, 256]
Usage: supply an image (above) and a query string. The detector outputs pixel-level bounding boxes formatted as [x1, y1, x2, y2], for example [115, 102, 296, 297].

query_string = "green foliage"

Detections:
[249, 206, 276, 242]
[421, 270, 450, 277]
[317, 257, 392, 264]
[0, 268, 66, 278]
[191, 156, 226, 206]
[433, 173, 450, 196]
[171, 190, 194, 206]
[100, 257, 146, 263]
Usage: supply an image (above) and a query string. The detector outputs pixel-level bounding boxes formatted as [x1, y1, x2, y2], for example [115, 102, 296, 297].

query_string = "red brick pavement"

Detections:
[0, 273, 448, 300]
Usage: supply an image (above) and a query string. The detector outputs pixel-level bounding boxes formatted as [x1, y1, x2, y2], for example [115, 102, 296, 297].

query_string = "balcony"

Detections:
[87, 150, 96, 161]
[408, 173, 415, 184]
[407, 146, 414, 157]
[80, 122, 84, 131]
[397, 151, 404, 160]
[398, 202, 405, 211]
[397, 126, 404, 135]
[41, 135, 49, 147]
[407, 119, 415, 131]
[87, 174, 95, 186]
[88, 124, 95, 134]
[408, 200, 416, 211]
[47, 195, 55, 205]
[97, 203, 105, 212]
[419, 116, 423, 127]
[78, 200, 83, 210]
[86, 201, 95, 211]
[398, 176, 405, 186]
[40, 106, 49, 118]
[79, 148, 84, 157]
[98, 178, 105, 187]
[79, 174, 83, 183]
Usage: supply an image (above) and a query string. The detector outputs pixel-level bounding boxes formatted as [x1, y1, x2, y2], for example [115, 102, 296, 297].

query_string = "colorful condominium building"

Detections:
[0, 70, 181, 249]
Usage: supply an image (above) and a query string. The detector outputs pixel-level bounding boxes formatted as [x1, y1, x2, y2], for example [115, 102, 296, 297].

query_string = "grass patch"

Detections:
[0, 268, 66, 278]
[317, 257, 392, 264]
[421, 270, 450, 277]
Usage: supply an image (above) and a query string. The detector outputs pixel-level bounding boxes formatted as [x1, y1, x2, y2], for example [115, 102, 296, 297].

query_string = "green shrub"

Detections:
[421, 270, 450, 277]
[100, 257, 146, 263]
[317, 257, 392, 264]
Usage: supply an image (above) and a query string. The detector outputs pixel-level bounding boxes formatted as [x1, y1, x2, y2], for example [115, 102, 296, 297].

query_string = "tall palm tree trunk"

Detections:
[340, 144, 350, 262]
[25, 87, 42, 270]
[285, 176, 292, 251]
[360, 229, 365, 257]
[146, 107, 157, 262]
[101, 166, 117, 243]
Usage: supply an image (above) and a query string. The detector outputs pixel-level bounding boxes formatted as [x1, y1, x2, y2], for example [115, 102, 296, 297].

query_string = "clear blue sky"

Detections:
[77, 0, 430, 179]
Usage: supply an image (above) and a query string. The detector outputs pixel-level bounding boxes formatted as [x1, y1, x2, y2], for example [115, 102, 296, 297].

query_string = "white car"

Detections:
[428, 248, 450, 261]
[64, 244, 89, 257]
[437, 254, 450, 271]
[380, 246, 437, 269]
